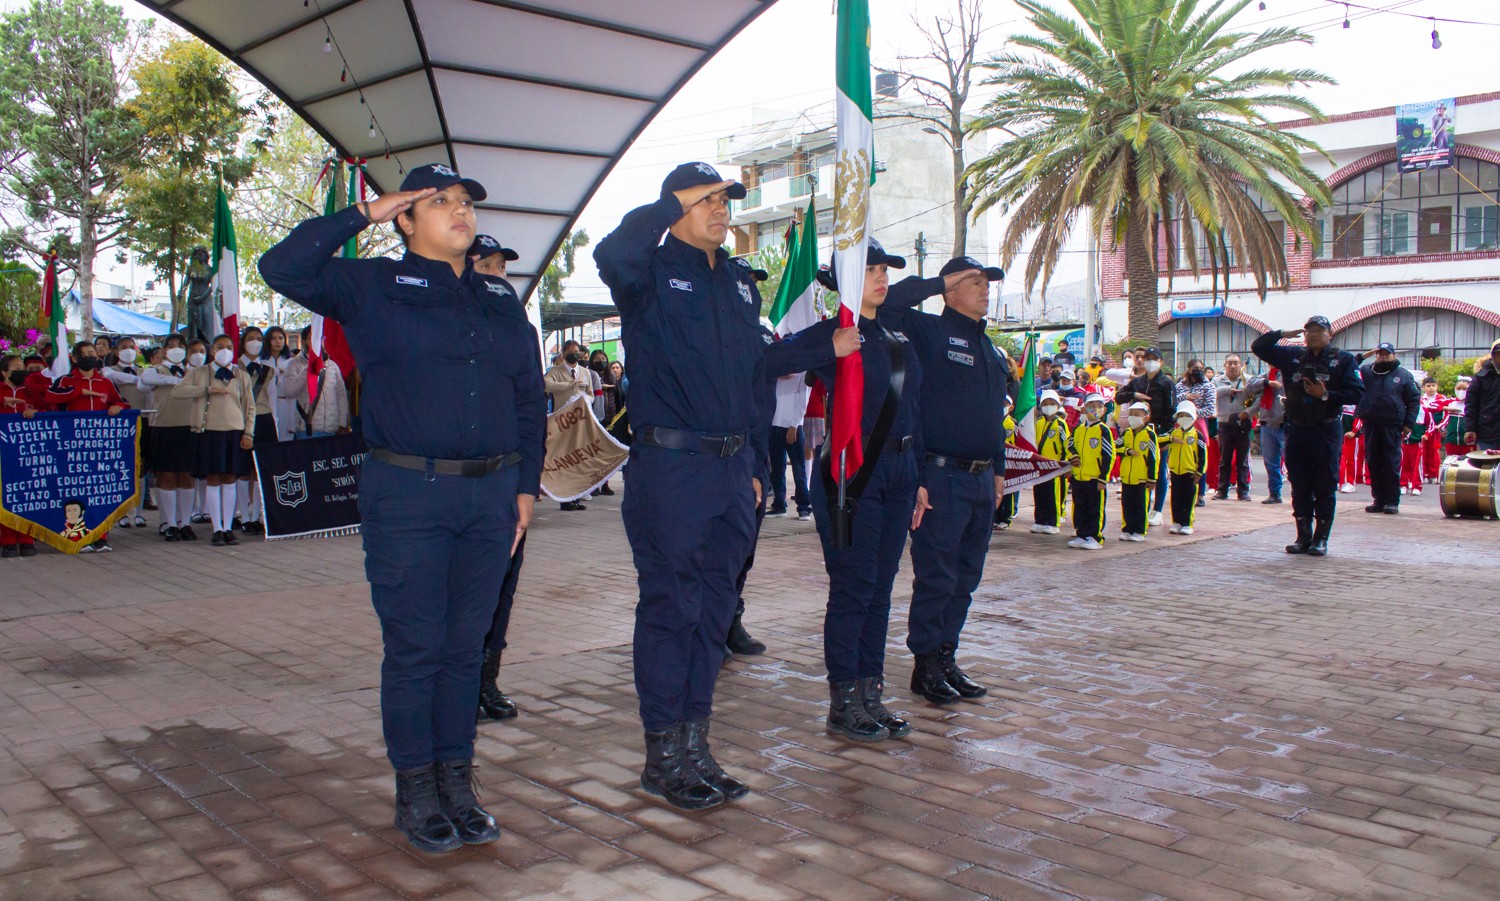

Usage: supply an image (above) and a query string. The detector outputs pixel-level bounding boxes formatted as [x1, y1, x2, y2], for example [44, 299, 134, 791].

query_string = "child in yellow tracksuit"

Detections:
[1116, 401, 1159, 541]
[1031, 389, 1070, 534]
[1067, 394, 1115, 550]
[1167, 400, 1208, 535]
[995, 404, 1020, 529]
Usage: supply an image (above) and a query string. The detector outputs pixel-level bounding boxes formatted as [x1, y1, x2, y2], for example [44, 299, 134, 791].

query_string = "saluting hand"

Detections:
[362, 187, 438, 224]
[1283, 328, 1305, 339]
[673, 180, 735, 213]
[832, 327, 860, 358]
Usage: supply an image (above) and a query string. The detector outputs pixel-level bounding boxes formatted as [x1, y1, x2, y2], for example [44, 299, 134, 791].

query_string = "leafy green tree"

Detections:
[747, 244, 788, 319]
[966, 0, 1332, 345]
[0, 0, 150, 341]
[0, 260, 41, 345]
[121, 38, 273, 330]
[537, 229, 591, 309]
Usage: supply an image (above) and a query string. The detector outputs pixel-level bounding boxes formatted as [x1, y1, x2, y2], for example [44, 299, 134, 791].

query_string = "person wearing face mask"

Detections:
[1125, 348, 1176, 525]
[261, 163, 544, 852]
[261, 326, 300, 442]
[171, 335, 255, 547]
[1212, 353, 1256, 502]
[1463, 339, 1500, 452]
[103, 336, 152, 528]
[1251, 316, 1364, 556]
[544, 339, 600, 511]
[1030, 389, 1071, 534]
[1354, 342, 1420, 515]
[234, 327, 281, 534]
[1165, 402, 1208, 535]
[1444, 376, 1474, 457]
[140, 335, 204, 542]
[1117, 401, 1159, 541]
[1418, 376, 1447, 483]
[1066, 394, 1114, 549]
[588, 349, 620, 498]
[0, 354, 40, 558]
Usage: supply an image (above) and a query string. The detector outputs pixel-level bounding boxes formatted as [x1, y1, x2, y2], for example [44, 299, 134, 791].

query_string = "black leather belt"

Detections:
[880, 434, 914, 454]
[638, 425, 748, 458]
[371, 447, 520, 478]
[926, 453, 992, 474]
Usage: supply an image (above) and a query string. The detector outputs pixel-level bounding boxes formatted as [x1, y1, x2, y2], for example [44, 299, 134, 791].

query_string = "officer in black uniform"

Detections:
[594, 163, 768, 811]
[1251, 316, 1363, 556]
[259, 164, 546, 853]
[880, 256, 1008, 705]
[1355, 341, 1420, 515]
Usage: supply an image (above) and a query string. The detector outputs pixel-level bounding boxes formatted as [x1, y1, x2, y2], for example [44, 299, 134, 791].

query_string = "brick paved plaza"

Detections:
[1, 481, 1497, 900]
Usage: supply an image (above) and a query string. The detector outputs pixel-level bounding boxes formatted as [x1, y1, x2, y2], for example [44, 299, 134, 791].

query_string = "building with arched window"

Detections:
[1098, 92, 1500, 373]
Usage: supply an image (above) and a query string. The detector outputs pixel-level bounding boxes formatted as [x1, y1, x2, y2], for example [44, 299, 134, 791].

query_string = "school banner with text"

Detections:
[0, 411, 142, 552]
[252, 432, 369, 540]
[541, 396, 628, 503]
[1001, 446, 1072, 497]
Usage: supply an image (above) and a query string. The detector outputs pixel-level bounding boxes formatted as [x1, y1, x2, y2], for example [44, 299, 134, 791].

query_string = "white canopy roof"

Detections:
[136, 0, 778, 300]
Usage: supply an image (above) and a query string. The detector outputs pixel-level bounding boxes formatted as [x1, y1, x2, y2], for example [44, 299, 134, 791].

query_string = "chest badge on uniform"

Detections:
[737, 282, 754, 306]
[892, 330, 909, 343]
[1090, 437, 1101, 449]
[761, 332, 774, 345]
[396, 275, 428, 287]
[483, 282, 512, 297]
[948, 336, 970, 348]
[947, 350, 974, 366]
[669, 279, 693, 292]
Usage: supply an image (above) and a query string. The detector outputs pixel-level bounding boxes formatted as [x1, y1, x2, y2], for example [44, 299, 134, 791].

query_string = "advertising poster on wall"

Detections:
[1396, 98, 1456, 173]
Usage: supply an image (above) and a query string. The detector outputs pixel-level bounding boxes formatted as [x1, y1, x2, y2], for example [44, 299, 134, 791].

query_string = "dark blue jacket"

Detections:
[1250, 330, 1364, 427]
[1355, 362, 1420, 428]
[882, 275, 1008, 480]
[803, 312, 923, 462]
[594, 196, 764, 448]
[751, 325, 840, 483]
[257, 205, 546, 493]
[1466, 361, 1500, 444]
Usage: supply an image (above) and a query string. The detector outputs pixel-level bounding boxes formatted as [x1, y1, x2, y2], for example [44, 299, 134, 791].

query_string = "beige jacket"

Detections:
[140, 363, 194, 428]
[545, 362, 602, 417]
[171, 364, 256, 439]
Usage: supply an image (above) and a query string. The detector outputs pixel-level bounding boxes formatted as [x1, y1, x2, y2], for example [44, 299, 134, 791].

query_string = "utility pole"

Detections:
[914, 231, 928, 277]
[1083, 206, 1098, 363]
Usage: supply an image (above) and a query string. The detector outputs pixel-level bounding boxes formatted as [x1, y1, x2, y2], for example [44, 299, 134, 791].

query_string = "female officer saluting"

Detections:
[259, 164, 546, 854]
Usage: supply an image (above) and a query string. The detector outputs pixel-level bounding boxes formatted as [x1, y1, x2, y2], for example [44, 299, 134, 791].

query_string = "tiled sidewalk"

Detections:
[1, 481, 1497, 899]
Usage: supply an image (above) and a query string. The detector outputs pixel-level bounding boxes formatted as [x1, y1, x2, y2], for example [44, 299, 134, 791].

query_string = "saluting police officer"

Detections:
[594, 163, 769, 811]
[801, 241, 924, 744]
[880, 256, 1008, 706]
[260, 165, 546, 854]
[1251, 316, 1363, 556]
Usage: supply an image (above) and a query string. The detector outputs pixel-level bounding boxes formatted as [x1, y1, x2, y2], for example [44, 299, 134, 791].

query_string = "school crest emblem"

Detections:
[274, 471, 309, 508]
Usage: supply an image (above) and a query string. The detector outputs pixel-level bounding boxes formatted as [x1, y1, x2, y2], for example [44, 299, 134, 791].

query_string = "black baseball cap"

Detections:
[1142, 347, 1163, 360]
[399, 162, 487, 201]
[661, 162, 746, 200]
[469, 234, 519, 262]
[1375, 341, 1396, 353]
[815, 239, 907, 291]
[938, 256, 1004, 281]
[730, 257, 768, 282]
[1304, 315, 1332, 331]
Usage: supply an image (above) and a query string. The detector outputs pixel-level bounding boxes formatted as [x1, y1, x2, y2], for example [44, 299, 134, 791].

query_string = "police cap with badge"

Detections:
[469, 234, 519, 262]
[661, 162, 747, 200]
[938, 256, 1005, 281]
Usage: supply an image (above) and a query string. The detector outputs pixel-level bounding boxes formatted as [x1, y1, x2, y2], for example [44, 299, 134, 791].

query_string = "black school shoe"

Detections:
[222, 529, 239, 546]
[1, 545, 16, 559]
[178, 526, 199, 541]
[164, 526, 181, 542]
[18, 544, 36, 558]
[211, 530, 226, 546]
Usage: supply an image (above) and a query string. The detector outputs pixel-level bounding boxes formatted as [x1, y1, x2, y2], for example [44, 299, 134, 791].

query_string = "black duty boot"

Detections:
[477, 648, 518, 721]
[683, 719, 748, 800]
[1308, 519, 1332, 557]
[857, 677, 911, 737]
[910, 652, 961, 704]
[725, 614, 767, 656]
[939, 643, 988, 700]
[827, 680, 889, 742]
[435, 759, 500, 845]
[641, 727, 724, 810]
[1284, 518, 1313, 554]
[393, 765, 462, 853]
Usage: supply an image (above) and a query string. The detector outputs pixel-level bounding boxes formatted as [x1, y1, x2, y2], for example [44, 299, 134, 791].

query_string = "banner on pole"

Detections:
[0, 411, 141, 552]
[252, 432, 369, 540]
[541, 396, 628, 502]
[1001, 445, 1072, 497]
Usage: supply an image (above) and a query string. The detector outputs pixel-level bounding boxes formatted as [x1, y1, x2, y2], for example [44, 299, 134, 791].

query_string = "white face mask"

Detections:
[1145, 360, 1161, 374]
[117, 349, 137, 364]
[244, 340, 263, 356]
[1040, 403, 1059, 417]
[213, 348, 234, 367]
[1127, 416, 1145, 430]
[1177, 417, 1194, 430]
[1457, 388, 1467, 400]
[165, 347, 186, 364]
[188, 352, 206, 367]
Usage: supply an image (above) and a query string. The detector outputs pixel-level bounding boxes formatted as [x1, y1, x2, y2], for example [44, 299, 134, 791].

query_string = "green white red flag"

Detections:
[211, 183, 240, 342]
[40, 254, 67, 377]
[768, 200, 821, 426]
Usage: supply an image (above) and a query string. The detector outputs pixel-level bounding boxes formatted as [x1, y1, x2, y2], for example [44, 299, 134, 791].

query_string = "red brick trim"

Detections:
[1277, 91, 1500, 130]
[1312, 248, 1500, 269]
[1157, 306, 1273, 335]
[1329, 297, 1500, 334]
[1324, 144, 1500, 191]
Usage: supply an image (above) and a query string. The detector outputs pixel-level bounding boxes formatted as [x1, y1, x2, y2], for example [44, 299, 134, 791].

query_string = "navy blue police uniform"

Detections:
[594, 163, 766, 810]
[880, 257, 1007, 705]
[802, 241, 924, 742]
[258, 164, 546, 852]
[1250, 317, 1363, 554]
[1355, 342, 1420, 513]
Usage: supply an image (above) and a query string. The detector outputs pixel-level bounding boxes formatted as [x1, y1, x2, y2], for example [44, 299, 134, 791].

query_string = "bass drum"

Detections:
[1439, 460, 1499, 519]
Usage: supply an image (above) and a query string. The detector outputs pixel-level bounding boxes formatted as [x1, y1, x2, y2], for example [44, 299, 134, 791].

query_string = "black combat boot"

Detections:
[910, 652, 961, 704]
[476, 648, 518, 721]
[857, 677, 911, 737]
[827, 680, 889, 742]
[725, 614, 767, 656]
[1308, 519, 1332, 557]
[641, 727, 724, 810]
[435, 759, 500, 845]
[682, 719, 748, 800]
[939, 643, 988, 699]
[393, 764, 462, 853]
[1284, 518, 1313, 554]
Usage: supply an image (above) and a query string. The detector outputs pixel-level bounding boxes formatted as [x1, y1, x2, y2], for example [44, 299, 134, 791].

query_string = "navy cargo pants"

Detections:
[1286, 420, 1341, 521]
[359, 458, 518, 771]
[907, 467, 995, 657]
[623, 443, 756, 731]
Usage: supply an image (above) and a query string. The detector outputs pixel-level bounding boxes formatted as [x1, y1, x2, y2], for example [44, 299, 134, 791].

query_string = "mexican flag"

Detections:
[828, 0, 874, 481]
[212, 183, 240, 342]
[309, 160, 358, 395]
[1012, 332, 1039, 451]
[1001, 331, 1072, 496]
[768, 200, 820, 426]
[39, 254, 67, 377]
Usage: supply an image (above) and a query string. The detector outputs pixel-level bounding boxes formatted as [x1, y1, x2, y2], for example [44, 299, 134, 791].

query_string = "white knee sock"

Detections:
[220, 483, 237, 532]
[157, 489, 176, 527]
[205, 486, 222, 532]
[194, 479, 206, 515]
[176, 487, 194, 527]
[247, 484, 262, 522]
[236, 480, 251, 521]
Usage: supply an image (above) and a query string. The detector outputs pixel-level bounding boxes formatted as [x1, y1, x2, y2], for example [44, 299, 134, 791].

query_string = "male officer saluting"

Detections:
[593, 162, 770, 811]
[881, 256, 1008, 704]
[260, 164, 546, 853]
[1251, 316, 1363, 556]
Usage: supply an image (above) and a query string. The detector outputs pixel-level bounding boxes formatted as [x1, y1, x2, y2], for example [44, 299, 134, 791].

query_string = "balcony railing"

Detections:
[731, 187, 762, 214]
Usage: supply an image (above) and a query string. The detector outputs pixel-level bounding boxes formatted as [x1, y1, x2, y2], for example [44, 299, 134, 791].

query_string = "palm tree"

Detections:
[965, 0, 1332, 344]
